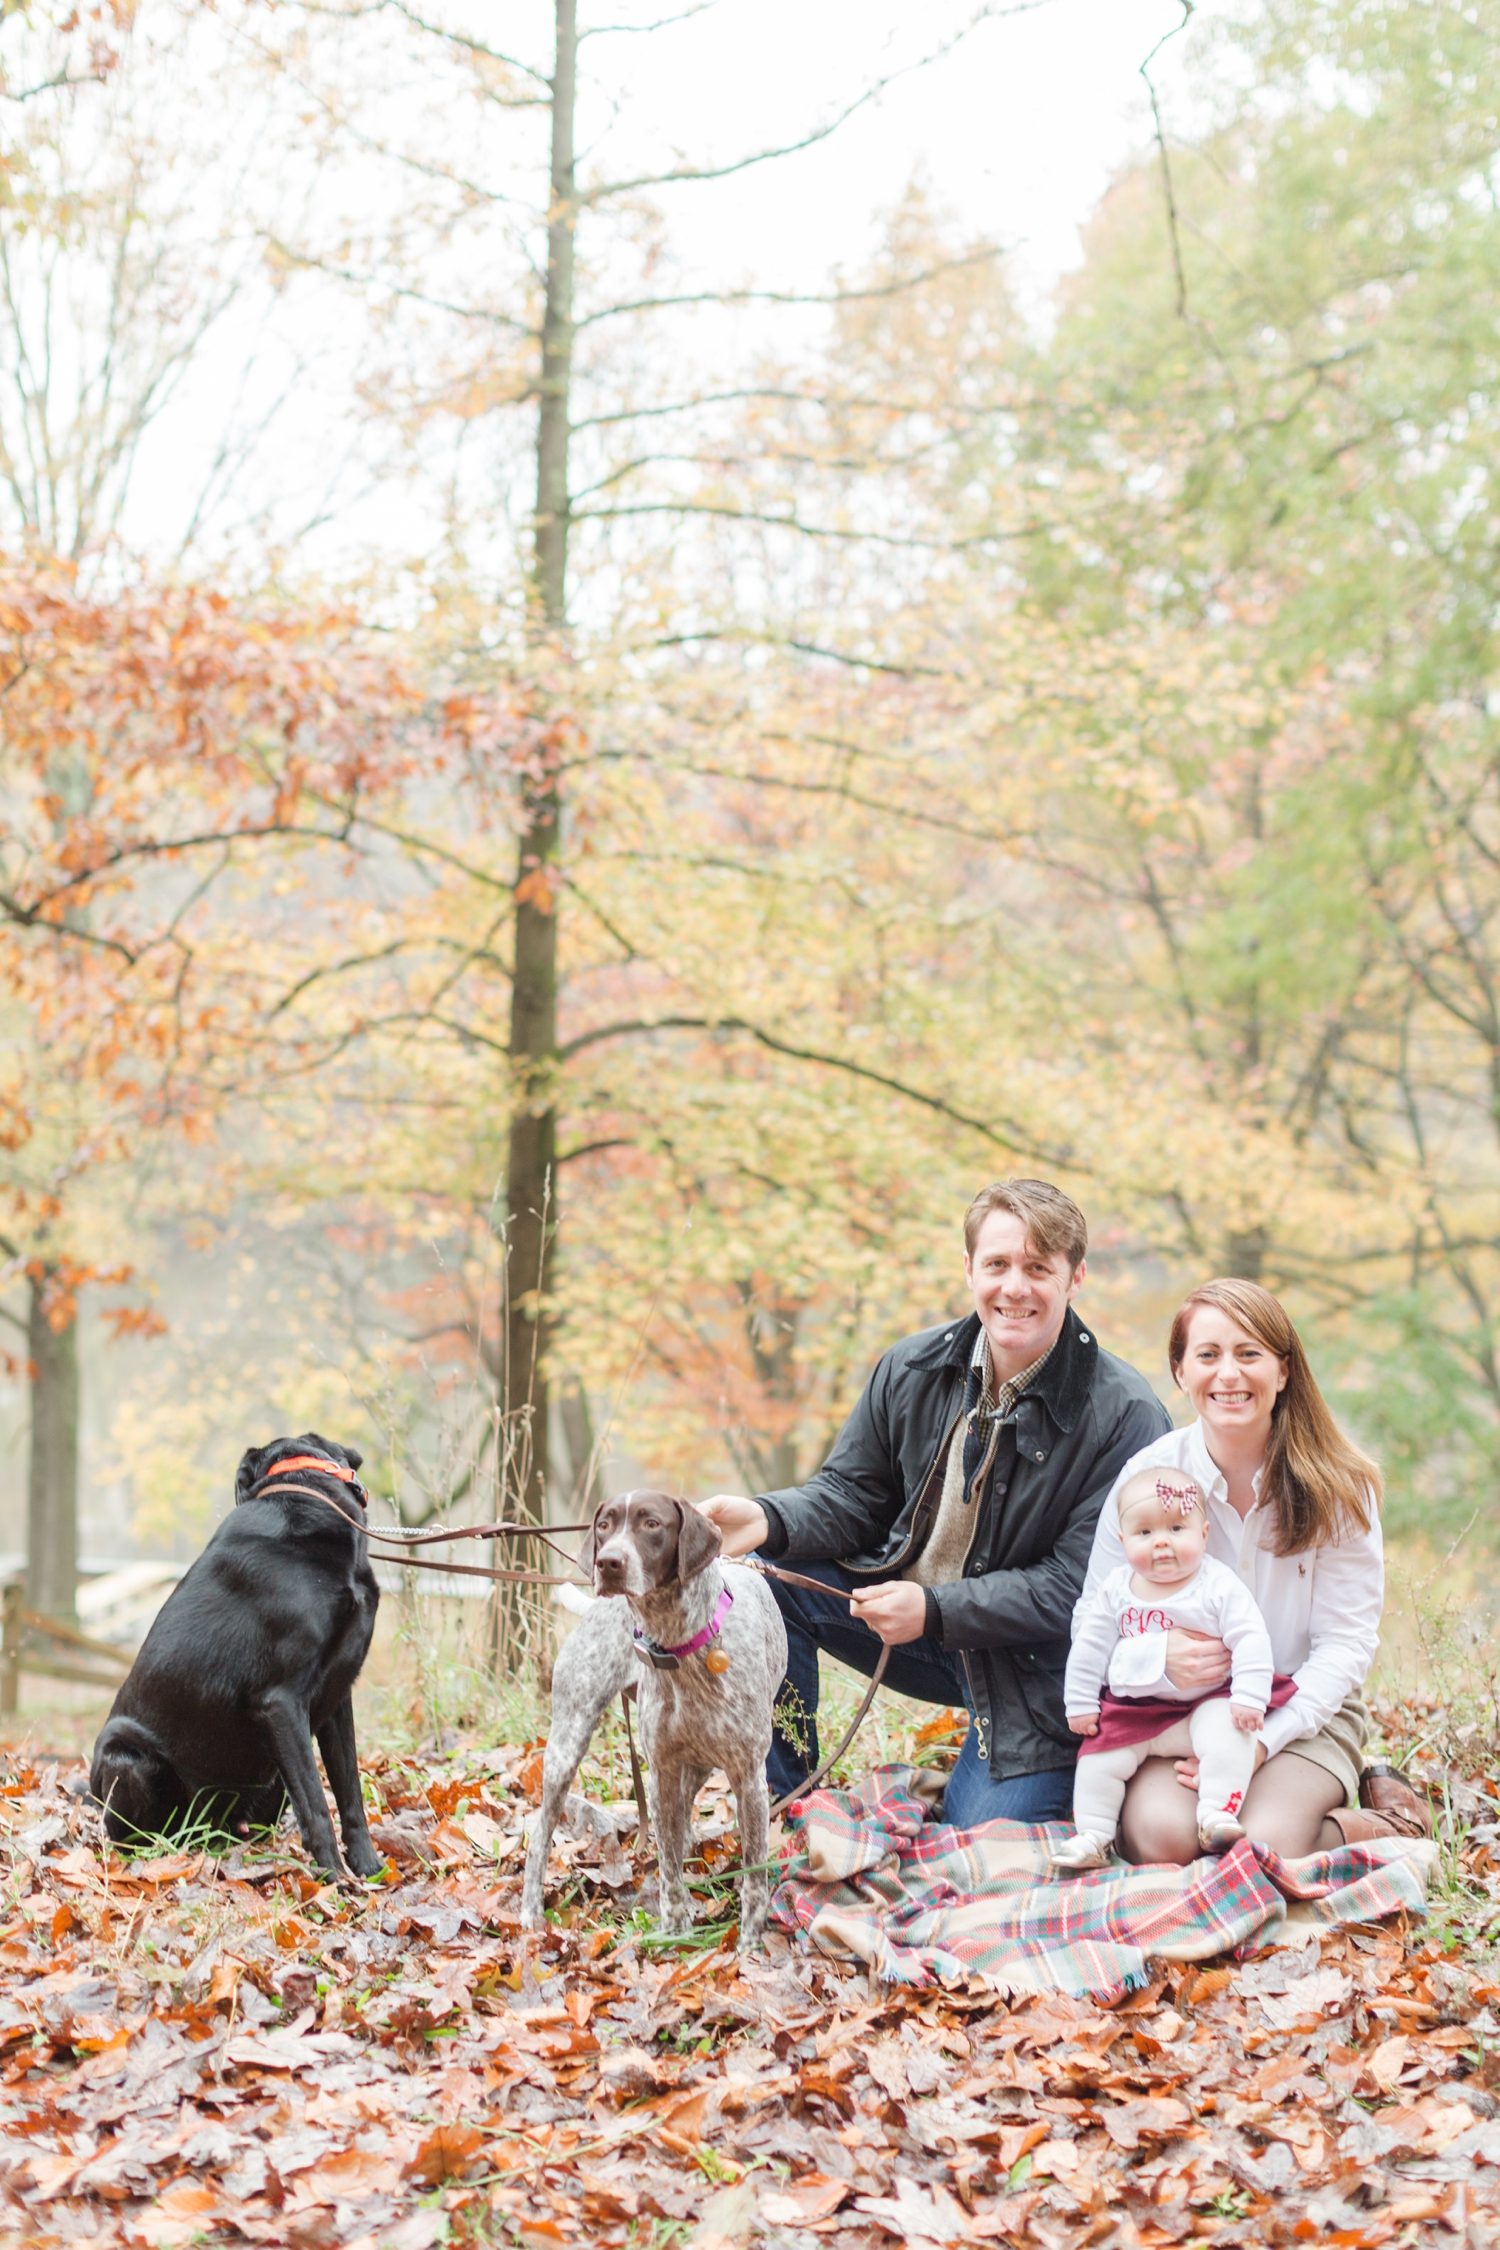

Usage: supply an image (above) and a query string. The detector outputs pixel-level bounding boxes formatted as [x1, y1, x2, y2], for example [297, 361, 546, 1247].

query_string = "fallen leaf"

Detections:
[293, 2147, 405, 2200]
[124, 2182, 219, 2249]
[1367, 2034, 1411, 2091]
[1101, 2096, 1191, 2150]
[855, 2174, 974, 2244]
[688, 2178, 761, 2246]
[995, 2122, 1049, 2170]
[656, 2086, 712, 2149]
[1259, 1967, 1352, 2028]
[759, 2174, 852, 2224]
[863, 2036, 911, 2101]
[404, 2123, 485, 2184]
[208, 1956, 244, 2004]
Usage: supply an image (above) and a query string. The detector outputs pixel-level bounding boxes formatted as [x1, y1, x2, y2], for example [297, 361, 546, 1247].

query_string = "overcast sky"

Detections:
[606, 0, 1214, 301]
[118, 0, 1221, 573]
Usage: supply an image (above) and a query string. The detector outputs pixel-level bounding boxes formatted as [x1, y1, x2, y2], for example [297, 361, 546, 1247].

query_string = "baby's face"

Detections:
[1120, 1491, 1208, 1586]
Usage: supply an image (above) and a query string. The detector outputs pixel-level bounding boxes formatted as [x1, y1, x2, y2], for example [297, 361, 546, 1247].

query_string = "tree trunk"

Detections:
[504, 0, 576, 1525]
[27, 1269, 79, 1624]
[744, 1290, 799, 1491]
[555, 1377, 595, 1517]
[495, 0, 576, 1670]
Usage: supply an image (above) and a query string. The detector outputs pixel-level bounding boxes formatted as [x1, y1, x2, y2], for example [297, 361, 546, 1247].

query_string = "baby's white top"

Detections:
[1065, 1553, 1274, 1716]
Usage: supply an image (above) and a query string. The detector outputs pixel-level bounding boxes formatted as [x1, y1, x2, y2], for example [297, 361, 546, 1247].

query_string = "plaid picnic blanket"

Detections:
[770, 1764, 1435, 1999]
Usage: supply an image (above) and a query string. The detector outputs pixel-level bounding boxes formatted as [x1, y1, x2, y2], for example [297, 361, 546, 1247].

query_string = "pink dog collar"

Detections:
[633, 1586, 734, 1671]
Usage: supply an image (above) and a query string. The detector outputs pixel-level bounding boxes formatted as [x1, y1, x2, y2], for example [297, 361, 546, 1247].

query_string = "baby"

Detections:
[1051, 1467, 1275, 1871]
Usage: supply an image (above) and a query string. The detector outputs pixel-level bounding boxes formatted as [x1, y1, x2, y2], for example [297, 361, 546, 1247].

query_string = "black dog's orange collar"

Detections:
[265, 1455, 359, 1483]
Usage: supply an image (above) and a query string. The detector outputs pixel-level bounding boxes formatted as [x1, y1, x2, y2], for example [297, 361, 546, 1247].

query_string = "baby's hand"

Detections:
[1068, 1714, 1100, 1737]
[1230, 1703, 1263, 1734]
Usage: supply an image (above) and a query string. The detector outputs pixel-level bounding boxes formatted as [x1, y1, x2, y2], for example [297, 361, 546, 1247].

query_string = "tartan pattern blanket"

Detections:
[770, 1764, 1436, 1998]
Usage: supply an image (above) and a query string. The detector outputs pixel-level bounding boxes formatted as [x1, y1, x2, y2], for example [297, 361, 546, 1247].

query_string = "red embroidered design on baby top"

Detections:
[1119, 1606, 1174, 1636]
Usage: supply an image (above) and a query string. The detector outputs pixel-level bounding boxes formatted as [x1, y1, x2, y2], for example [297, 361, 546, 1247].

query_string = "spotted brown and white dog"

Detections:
[521, 1491, 787, 1951]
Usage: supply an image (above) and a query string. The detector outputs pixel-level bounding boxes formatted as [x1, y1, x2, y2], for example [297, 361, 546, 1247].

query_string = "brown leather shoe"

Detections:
[1355, 1761, 1432, 1839]
[1329, 1804, 1419, 1846]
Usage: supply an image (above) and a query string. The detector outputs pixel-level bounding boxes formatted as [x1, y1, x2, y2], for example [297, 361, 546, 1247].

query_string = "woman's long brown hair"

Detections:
[1168, 1278, 1381, 1556]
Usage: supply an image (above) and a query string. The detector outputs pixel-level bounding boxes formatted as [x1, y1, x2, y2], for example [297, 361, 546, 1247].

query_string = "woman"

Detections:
[1075, 1277, 1424, 1862]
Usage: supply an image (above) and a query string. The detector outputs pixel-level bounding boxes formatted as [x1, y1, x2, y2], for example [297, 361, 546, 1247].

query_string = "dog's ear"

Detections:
[671, 1498, 722, 1583]
[235, 1444, 274, 1501]
[299, 1431, 364, 1477]
[585, 1497, 612, 1577]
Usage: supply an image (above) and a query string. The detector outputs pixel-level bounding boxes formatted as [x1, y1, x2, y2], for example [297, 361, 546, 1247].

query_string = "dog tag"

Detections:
[704, 1648, 731, 1676]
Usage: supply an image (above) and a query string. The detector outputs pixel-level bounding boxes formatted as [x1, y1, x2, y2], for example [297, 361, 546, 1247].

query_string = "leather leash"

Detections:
[745, 1560, 896, 1816]
[253, 1482, 592, 1587]
[255, 1481, 900, 1808]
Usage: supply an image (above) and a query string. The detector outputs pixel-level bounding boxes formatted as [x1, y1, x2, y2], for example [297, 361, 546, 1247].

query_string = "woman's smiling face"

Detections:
[1175, 1302, 1288, 1440]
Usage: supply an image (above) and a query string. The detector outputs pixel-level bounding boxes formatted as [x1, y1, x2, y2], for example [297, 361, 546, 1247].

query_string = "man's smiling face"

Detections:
[963, 1209, 1085, 1378]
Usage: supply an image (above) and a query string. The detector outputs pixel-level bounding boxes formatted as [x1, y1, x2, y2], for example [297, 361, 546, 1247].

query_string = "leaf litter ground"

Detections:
[3, 1706, 1500, 2250]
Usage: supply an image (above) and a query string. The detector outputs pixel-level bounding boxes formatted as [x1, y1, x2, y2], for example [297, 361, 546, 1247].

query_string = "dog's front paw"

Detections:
[344, 1839, 385, 1881]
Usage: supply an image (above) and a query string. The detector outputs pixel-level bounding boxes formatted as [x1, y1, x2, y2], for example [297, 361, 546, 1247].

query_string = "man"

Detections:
[699, 1179, 1171, 1823]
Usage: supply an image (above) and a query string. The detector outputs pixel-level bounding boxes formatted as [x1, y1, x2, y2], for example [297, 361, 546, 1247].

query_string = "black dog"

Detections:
[90, 1433, 382, 1879]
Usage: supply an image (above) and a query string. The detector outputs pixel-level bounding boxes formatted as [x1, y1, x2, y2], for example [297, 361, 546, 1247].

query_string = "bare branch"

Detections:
[293, 0, 552, 86]
[262, 238, 537, 336]
[582, 3, 1053, 202]
[581, 5, 722, 39]
[647, 631, 946, 678]
[574, 248, 1003, 328]
[555, 1013, 1062, 1161]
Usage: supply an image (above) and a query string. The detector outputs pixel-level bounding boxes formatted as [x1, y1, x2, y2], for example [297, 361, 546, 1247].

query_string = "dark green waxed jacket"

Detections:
[758, 1305, 1170, 1779]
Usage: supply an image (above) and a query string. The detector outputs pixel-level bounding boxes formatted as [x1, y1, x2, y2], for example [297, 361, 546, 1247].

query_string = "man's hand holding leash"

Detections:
[697, 1503, 931, 1647]
[844, 1581, 927, 1644]
[700, 1495, 951, 1647]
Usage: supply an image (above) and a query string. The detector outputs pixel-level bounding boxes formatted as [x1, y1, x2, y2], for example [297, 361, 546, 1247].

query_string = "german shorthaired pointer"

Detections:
[521, 1490, 787, 1951]
[91, 1433, 382, 1881]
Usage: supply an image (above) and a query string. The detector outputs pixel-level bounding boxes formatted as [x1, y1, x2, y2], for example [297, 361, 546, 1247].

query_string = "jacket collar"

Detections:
[910, 1305, 1098, 1434]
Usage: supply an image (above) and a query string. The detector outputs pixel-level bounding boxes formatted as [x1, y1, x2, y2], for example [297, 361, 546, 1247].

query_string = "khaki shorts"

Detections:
[1277, 1690, 1367, 1808]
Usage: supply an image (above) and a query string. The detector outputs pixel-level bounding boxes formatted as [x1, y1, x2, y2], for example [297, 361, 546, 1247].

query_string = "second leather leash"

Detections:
[257, 1479, 897, 1808]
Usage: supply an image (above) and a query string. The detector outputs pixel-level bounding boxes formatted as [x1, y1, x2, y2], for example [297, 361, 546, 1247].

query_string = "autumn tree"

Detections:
[0, 559, 429, 1612]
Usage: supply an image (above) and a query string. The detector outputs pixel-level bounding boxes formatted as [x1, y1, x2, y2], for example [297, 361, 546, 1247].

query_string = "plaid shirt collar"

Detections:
[969, 1325, 1058, 1428]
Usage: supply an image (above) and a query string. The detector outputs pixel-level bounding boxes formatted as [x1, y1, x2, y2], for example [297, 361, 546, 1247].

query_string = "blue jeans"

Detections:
[763, 1559, 1075, 1824]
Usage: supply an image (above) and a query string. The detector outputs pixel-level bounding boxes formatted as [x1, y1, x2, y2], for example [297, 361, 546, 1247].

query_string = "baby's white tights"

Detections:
[1071, 1698, 1257, 1842]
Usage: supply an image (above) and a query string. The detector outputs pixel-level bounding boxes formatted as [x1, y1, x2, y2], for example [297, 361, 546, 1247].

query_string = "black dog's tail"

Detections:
[89, 1716, 185, 1845]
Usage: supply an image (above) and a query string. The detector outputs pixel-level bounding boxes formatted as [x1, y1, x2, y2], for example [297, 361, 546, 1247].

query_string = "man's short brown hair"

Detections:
[963, 1178, 1088, 1270]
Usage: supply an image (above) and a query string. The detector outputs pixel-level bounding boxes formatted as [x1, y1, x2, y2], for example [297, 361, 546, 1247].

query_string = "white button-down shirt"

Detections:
[1075, 1419, 1383, 1760]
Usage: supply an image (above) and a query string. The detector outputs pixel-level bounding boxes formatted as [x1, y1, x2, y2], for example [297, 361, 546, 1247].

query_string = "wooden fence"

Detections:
[0, 1581, 131, 1716]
